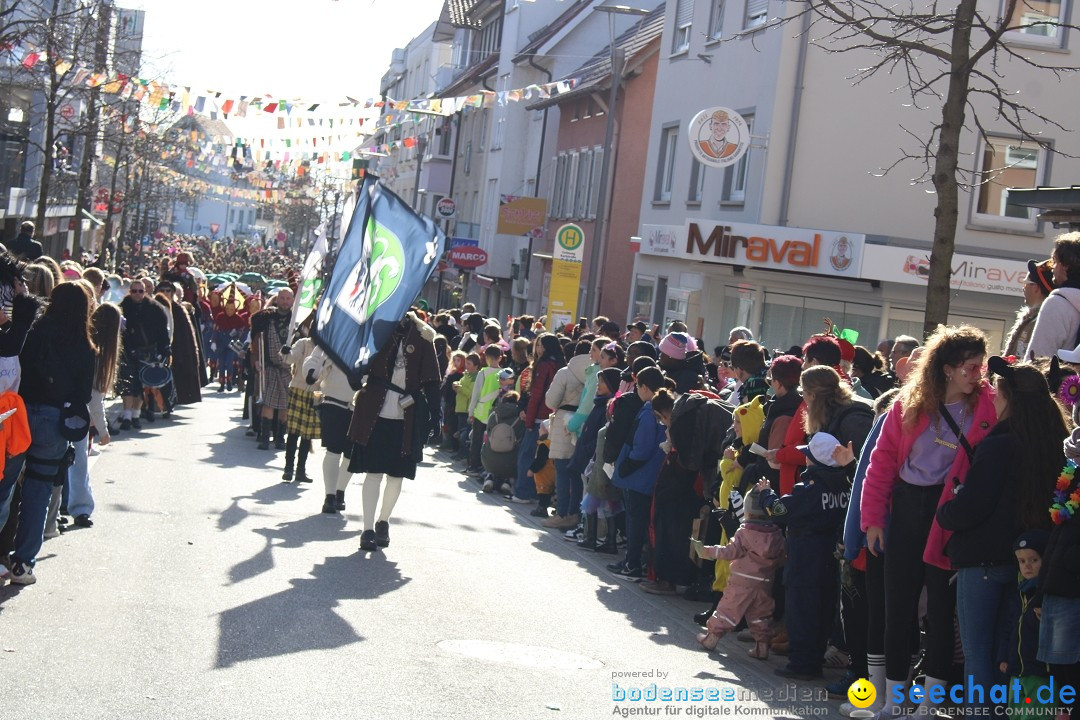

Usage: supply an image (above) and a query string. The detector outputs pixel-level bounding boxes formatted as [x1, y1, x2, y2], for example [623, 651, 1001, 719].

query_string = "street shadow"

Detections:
[215, 552, 410, 668]
[203, 424, 283, 471]
[218, 479, 305, 532]
[228, 514, 360, 585]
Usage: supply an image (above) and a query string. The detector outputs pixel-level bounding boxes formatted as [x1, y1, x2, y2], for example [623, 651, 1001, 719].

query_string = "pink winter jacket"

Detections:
[703, 522, 786, 583]
[860, 382, 997, 570]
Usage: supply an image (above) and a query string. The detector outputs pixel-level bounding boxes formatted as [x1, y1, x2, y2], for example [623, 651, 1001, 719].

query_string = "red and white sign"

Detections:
[435, 197, 457, 220]
[450, 246, 489, 269]
[209, 223, 221, 235]
[59, 104, 75, 119]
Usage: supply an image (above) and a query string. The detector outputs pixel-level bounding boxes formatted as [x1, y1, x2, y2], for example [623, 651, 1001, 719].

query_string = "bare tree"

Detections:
[780, 0, 1080, 336]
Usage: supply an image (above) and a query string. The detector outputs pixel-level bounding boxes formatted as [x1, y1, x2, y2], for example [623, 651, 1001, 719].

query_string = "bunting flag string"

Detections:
[3, 41, 578, 123]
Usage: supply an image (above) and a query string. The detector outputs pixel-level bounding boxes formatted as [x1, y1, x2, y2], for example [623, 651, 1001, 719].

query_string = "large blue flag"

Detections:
[312, 175, 445, 387]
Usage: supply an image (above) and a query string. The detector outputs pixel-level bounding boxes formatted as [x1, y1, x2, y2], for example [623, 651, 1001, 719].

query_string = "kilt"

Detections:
[260, 365, 290, 411]
[286, 387, 321, 438]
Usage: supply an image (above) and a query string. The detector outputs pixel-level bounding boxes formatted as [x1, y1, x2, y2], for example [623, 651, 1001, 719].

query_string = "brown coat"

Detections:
[348, 313, 439, 457]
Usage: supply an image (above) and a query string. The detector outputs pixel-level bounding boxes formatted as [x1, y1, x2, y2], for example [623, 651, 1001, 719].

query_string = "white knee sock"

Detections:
[868, 655, 886, 706]
[879, 677, 908, 713]
[322, 452, 340, 495]
[362, 473, 383, 530]
[378, 476, 403, 522]
[336, 455, 352, 492]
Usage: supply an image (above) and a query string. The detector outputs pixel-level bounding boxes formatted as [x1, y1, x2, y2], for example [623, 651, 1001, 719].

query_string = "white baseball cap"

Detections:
[797, 432, 843, 468]
[1058, 344, 1080, 364]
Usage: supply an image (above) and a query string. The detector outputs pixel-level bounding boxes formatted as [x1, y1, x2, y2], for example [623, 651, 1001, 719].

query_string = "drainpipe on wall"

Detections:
[777, 9, 812, 227]
[526, 55, 552, 290]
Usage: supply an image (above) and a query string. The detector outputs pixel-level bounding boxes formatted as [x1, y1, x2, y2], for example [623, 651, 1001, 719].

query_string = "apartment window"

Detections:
[654, 125, 679, 202]
[688, 159, 705, 203]
[744, 0, 768, 29]
[436, 116, 452, 156]
[475, 13, 503, 62]
[588, 146, 604, 219]
[673, 0, 694, 53]
[973, 135, 1044, 224]
[1004, 0, 1066, 43]
[708, 0, 724, 40]
[723, 115, 753, 202]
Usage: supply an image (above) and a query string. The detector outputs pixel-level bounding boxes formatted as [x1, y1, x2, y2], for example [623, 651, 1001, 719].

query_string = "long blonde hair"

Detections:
[802, 365, 854, 434]
[899, 325, 987, 428]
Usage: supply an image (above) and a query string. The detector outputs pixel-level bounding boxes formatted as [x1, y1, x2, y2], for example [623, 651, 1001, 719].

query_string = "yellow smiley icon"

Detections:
[847, 678, 876, 709]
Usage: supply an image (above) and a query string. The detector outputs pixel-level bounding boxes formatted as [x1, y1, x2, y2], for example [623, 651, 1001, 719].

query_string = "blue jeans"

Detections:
[14, 404, 69, 567]
[956, 564, 1015, 705]
[514, 427, 539, 500]
[67, 435, 93, 517]
[0, 451, 26, 533]
[553, 458, 572, 517]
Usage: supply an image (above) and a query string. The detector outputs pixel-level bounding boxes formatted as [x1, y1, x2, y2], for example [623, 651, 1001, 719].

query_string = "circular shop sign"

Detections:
[435, 197, 457, 220]
[687, 106, 750, 169]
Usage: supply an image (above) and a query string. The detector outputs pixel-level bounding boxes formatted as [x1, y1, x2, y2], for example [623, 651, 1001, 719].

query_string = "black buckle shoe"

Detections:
[374, 520, 390, 547]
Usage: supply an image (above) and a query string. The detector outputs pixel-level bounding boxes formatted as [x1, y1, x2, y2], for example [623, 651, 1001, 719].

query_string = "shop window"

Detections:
[759, 293, 879, 354]
[632, 275, 655, 321]
[673, 0, 694, 53]
[744, 0, 768, 29]
[655, 125, 679, 202]
[973, 135, 1045, 226]
[708, 0, 725, 41]
[1003, 0, 1066, 44]
[718, 286, 755, 346]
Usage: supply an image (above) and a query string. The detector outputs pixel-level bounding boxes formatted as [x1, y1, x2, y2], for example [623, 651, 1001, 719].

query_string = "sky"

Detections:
[131, 0, 448, 104]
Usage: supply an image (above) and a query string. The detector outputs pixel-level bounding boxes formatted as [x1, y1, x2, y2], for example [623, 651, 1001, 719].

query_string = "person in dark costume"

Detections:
[348, 311, 440, 552]
[251, 289, 294, 450]
[154, 282, 201, 406]
[116, 279, 170, 430]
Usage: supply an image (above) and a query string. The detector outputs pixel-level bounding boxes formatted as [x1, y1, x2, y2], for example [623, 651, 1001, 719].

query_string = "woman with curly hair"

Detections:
[860, 325, 996, 716]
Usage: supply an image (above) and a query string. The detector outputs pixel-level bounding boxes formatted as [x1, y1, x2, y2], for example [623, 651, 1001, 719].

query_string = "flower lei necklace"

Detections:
[1051, 460, 1080, 525]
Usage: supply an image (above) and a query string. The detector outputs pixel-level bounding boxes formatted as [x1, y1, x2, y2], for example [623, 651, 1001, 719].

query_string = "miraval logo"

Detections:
[902, 256, 1026, 284]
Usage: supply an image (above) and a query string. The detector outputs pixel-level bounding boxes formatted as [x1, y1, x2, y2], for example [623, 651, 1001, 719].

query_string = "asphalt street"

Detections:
[1, 393, 846, 719]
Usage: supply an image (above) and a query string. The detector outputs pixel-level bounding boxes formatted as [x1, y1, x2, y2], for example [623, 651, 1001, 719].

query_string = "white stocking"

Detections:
[378, 476, 403, 522]
[336, 455, 352, 492]
[362, 473, 383, 530]
[322, 452, 340, 495]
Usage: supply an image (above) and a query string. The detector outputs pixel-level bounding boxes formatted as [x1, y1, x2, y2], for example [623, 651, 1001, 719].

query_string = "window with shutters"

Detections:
[654, 125, 679, 202]
[564, 152, 580, 218]
[673, 0, 694, 53]
[744, 0, 767, 29]
[575, 148, 593, 218]
[588, 146, 604, 219]
[708, 0, 724, 40]
[551, 153, 566, 217]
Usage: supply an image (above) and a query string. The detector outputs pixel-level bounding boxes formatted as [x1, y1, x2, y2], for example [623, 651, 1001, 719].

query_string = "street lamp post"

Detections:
[412, 133, 428, 211]
[582, 4, 650, 321]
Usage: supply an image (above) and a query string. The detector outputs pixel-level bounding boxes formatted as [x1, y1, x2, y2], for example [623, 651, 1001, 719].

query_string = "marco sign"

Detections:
[638, 219, 865, 278]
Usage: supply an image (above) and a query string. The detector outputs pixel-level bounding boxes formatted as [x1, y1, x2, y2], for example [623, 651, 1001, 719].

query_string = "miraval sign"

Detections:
[861, 245, 1027, 296]
[638, 220, 865, 279]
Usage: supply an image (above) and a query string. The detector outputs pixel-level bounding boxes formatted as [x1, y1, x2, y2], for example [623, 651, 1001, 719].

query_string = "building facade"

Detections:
[631, 0, 1079, 352]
